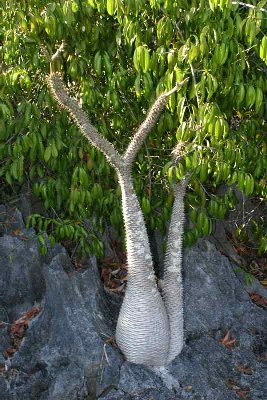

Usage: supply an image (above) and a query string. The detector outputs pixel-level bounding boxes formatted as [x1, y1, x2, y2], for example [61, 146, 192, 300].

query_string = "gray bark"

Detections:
[161, 179, 187, 363]
[47, 70, 189, 366]
[115, 171, 169, 366]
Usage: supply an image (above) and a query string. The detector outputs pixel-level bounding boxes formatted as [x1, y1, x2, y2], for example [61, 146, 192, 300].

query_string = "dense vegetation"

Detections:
[1, 0, 266, 257]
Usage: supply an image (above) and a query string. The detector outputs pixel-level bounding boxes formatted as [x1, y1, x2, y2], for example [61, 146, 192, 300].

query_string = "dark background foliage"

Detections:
[1, 0, 266, 257]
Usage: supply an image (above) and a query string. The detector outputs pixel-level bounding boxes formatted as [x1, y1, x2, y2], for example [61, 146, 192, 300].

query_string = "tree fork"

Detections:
[47, 48, 189, 366]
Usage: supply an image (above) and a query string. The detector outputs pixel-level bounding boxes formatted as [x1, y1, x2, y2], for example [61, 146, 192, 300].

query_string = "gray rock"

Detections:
[119, 362, 168, 395]
[10, 255, 122, 400]
[0, 378, 12, 400]
[4, 183, 48, 224]
[0, 325, 10, 354]
[169, 336, 237, 400]
[183, 239, 252, 336]
[0, 205, 25, 236]
[0, 206, 266, 400]
[0, 234, 46, 320]
[99, 389, 131, 400]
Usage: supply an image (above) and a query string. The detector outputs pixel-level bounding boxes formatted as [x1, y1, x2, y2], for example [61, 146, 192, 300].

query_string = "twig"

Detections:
[144, 143, 152, 200]
[50, 41, 65, 63]
[118, 90, 138, 123]
[175, 23, 200, 107]
[103, 343, 110, 365]
[232, 1, 267, 13]
[70, 241, 79, 261]
[0, 321, 11, 326]
[51, 207, 63, 223]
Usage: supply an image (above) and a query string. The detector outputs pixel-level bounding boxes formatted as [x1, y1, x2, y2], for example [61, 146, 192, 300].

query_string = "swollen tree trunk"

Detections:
[47, 52, 189, 366]
[115, 170, 169, 365]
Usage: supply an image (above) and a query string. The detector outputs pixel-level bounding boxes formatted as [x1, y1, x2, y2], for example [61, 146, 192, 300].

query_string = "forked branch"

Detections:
[47, 47, 190, 366]
[47, 73, 124, 170]
[47, 47, 188, 173]
[123, 79, 189, 166]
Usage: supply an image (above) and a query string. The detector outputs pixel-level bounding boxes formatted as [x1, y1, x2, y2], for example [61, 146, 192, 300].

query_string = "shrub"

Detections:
[1, 0, 266, 255]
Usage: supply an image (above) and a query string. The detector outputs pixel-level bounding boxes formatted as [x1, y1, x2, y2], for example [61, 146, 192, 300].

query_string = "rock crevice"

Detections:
[0, 207, 266, 399]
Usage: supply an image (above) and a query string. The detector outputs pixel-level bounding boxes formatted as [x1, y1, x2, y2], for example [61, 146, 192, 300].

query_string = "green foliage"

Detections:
[28, 214, 104, 257]
[1, 0, 266, 255]
[234, 266, 254, 286]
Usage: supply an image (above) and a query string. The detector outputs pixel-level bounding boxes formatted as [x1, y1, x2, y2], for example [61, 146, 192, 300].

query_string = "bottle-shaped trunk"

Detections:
[115, 171, 170, 366]
[46, 64, 189, 367]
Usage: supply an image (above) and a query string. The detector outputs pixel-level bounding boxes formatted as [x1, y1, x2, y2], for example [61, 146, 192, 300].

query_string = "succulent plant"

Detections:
[48, 50, 188, 365]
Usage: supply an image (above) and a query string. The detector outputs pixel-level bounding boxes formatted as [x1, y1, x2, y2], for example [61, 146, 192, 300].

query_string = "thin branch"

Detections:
[48, 47, 124, 170]
[48, 47, 188, 172]
[189, 63, 199, 106]
[144, 143, 152, 200]
[51, 41, 65, 62]
[118, 90, 138, 123]
[47, 73, 124, 171]
[50, 41, 65, 72]
[232, 1, 267, 12]
[123, 79, 189, 166]
[175, 23, 200, 107]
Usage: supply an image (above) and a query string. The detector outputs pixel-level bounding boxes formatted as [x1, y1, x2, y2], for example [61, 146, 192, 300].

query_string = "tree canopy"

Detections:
[1, 0, 266, 256]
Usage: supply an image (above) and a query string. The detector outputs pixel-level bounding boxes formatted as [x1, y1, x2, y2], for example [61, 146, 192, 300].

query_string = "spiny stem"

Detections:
[123, 78, 189, 166]
[47, 72, 123, 171]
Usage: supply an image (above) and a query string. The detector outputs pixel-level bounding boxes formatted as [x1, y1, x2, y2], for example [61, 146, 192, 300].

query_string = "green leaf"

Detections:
[106, 0, 116, 15]
[44, 146, 52, 162]
[71, 1, 79, 12]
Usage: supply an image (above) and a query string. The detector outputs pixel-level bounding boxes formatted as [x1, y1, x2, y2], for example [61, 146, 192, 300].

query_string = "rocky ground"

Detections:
[0, 205, 266, 399]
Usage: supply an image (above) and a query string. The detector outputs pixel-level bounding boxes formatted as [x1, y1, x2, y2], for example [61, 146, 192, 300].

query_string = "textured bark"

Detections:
[47, 73, 124, 171]
[123, 81, 188, 167]
[47, 66, 188, 366]
[161, 179, 187, 364]
[115, 171, 169, 366]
